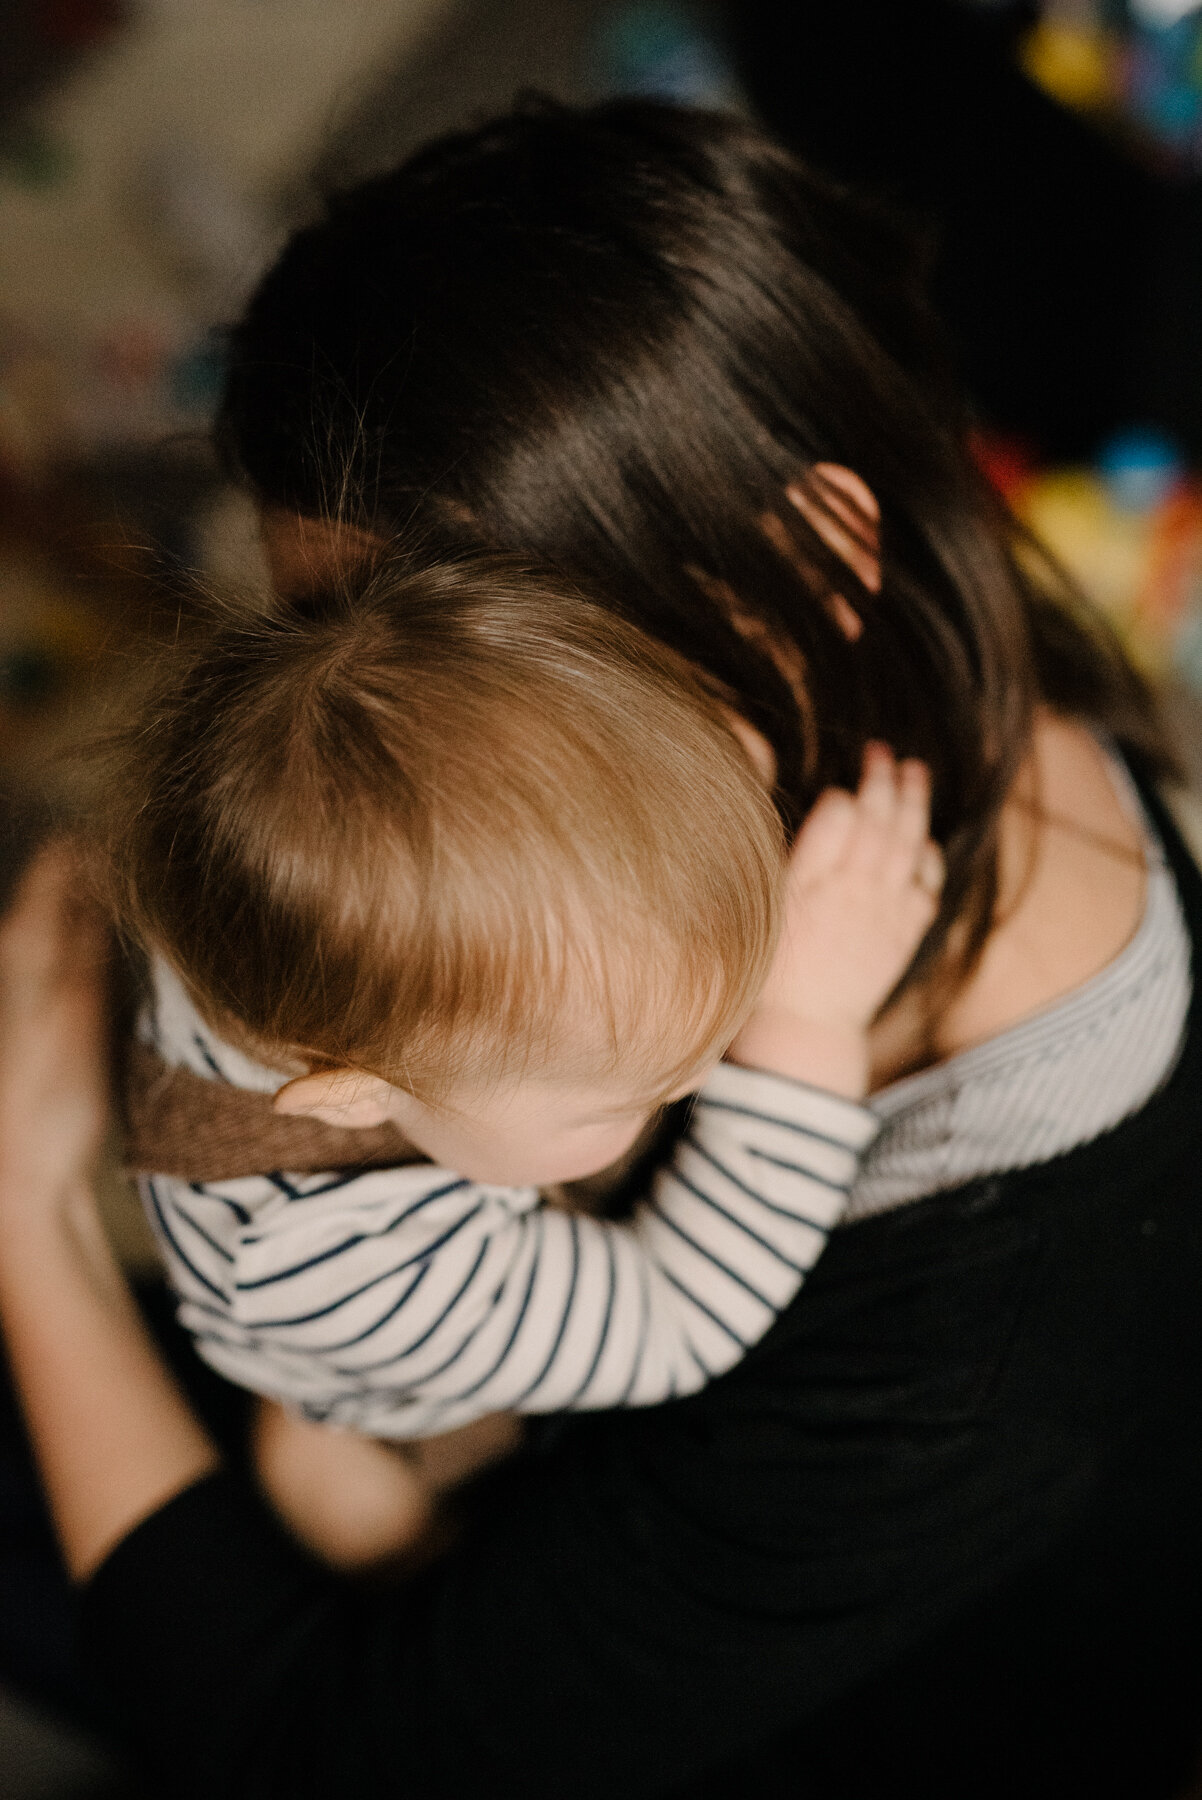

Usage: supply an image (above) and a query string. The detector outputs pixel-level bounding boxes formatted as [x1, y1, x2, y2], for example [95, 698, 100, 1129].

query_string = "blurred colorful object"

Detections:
[980, 426, 1202, 693]
[0, 0, 454, 475]
[593, 4, 738, 105]
[1003, 0, 1202, 169]
[1020, 15, 1118, 113]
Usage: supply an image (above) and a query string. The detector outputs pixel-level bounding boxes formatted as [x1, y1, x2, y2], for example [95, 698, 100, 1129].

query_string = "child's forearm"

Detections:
[162, 1056, 876, 1435]
[511, 1062, 877, 1414]
[727, 1012, 870, 1098]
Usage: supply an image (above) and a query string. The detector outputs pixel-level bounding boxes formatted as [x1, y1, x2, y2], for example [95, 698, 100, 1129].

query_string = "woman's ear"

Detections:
[785, 463, 881, 636]
[273, 1069, 395, 1129]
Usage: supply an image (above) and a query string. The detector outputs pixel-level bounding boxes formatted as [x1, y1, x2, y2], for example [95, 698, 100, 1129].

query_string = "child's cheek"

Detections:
[546, 1121, 648, 1186]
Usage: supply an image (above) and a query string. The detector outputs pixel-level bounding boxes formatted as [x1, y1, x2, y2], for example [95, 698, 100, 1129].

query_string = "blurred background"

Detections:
[1, 1, 1201, 1791]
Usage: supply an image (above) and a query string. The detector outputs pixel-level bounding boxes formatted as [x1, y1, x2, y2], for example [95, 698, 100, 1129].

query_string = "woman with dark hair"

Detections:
[0, 102, 1199, 1800]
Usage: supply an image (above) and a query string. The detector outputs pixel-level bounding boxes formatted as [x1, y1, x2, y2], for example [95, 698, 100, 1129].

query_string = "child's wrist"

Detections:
[728, 1011, 870, 1099]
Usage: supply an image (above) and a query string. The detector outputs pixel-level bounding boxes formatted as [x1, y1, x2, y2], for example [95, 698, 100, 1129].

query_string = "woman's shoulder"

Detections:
[870, 712, 1151, 1085]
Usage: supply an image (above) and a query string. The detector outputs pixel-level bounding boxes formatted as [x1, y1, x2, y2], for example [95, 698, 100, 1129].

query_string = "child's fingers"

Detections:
[856, 742, 898, 824]
[893, 759, 931, 851]
[916, 841, 945, 899]
[789, 786, 858, 881]
[844, 744, 905, 874]
[796, 751, 936, 892]
[898, 841, 945, 944]
[879, 761, 934, 888]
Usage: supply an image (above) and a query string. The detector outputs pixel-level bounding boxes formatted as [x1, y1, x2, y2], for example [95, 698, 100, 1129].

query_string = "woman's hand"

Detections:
[0, 842, 220, 1580]
[730, 745, 942, 1097]
[0, 841, 110, 1209]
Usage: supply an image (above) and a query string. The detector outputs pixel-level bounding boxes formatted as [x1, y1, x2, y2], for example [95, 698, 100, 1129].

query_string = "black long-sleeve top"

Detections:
[80, 783, 1202, 1800]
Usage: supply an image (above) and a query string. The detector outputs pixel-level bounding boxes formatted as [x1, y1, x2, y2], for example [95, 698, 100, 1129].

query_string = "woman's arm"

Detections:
[0, 847, 218, 1579]
[0, 1179, 219, 1581]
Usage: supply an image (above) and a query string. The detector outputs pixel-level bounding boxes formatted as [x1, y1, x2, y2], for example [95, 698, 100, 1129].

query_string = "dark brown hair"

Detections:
[218, 98, 1170, 993]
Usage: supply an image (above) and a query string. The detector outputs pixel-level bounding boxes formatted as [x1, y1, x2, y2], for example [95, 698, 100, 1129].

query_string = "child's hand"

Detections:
[252, 1398, 435, 1572]
[251, 1400, 522, 1573]
[730, 745, 943, 1098]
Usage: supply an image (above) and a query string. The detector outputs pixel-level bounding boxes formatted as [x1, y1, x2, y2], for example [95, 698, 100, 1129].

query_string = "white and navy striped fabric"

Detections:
[139, 962, 877, 1438]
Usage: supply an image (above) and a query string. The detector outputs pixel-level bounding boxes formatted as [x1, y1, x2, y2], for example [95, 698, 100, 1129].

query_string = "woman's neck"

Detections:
[867, 710, 1148, 1091]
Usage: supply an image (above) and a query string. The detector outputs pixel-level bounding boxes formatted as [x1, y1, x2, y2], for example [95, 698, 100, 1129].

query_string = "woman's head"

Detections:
[108, 552, 783, 1159]
[219, 98, 1167, 993]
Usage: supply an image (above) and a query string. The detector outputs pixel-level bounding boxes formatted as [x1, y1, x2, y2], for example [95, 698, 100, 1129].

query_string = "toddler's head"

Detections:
[111, 553, 783, 1185]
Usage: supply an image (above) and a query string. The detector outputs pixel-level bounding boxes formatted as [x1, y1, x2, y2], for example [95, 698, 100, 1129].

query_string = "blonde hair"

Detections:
[107, 552, 783, 1101]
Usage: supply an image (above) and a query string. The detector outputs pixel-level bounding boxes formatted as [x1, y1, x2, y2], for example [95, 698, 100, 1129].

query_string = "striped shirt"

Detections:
[139, 961, 877, 1437]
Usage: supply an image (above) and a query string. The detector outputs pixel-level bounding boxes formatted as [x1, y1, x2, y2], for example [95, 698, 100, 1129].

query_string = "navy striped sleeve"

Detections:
[141, 1061, 877, 1437]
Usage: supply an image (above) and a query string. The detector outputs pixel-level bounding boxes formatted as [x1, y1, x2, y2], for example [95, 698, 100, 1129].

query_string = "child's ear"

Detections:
[273, 1070, 395, 1129]
[721, 710, 777, 785]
